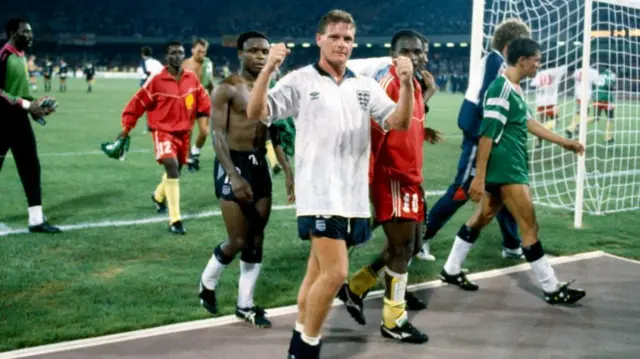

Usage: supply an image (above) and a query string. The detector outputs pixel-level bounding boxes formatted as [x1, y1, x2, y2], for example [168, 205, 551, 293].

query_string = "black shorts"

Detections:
[214, 149, 272, 202]
[297, 216, 371, 248]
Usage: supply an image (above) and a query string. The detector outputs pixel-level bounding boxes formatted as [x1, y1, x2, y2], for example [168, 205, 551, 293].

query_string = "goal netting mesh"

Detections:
[480, 0, 640, 216]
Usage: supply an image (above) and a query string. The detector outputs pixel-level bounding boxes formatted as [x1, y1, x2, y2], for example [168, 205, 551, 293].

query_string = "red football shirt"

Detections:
[370, 65, 425, 185]
[121, 67, 211, 133]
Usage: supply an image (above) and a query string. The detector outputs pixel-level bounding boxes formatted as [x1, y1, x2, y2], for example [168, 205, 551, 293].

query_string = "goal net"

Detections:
[472, 0, 640, 226]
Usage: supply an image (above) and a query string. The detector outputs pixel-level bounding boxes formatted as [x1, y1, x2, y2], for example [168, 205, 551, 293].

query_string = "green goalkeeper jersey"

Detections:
[0, 43, 34, 105]
[200, 57, 213, 89]
[479, 74, 531, 185]
[594, 69, 616, 103]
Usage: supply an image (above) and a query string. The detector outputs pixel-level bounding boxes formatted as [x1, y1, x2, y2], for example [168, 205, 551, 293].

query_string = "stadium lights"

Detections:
[446, 42, 455, 47]
[383, 43, 391, 48]
[302, 43, 311, 48]
[573, 41, 582, 46]
[286, 42, 295, 48]
[366, 43, 372, 48]
[433, 43, 442, 47]
[460, 42, 469, 47]
[557, 41, 566, 46]
[353, 43, 359, 48]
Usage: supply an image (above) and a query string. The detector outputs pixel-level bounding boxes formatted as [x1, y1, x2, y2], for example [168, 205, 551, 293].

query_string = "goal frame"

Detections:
[469, 0, 640, 228]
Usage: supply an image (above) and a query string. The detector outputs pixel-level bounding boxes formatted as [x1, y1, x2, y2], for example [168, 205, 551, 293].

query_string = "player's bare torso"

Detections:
[221, 74, 268, 151]
[182, 58, 203, 80]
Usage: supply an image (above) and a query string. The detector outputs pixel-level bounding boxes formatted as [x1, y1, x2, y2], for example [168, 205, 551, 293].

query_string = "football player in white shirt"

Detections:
[247, 10, 415, 359]
[529, 64, 567, 146]
[565, 66, 599, 137]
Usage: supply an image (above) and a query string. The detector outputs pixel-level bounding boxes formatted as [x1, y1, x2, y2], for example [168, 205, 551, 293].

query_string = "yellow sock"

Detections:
[154, 173, 167, 202]
[543, 119, 556, 131]
[605, 120, 614, 141]
[566, 115, 579, 133]
[382, 268, 408, 329]
[265, 140, 278, 170]
[348, 266, 378, 297]
[165, 178, 181, 223]
[382, 297, 407, 329]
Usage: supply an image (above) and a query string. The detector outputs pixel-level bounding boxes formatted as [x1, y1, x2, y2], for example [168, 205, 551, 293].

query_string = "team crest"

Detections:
[222, 184, 231, 195]
[185, 93, 194, 110]
[315, 219, 326, 232]
[356, 90, 370, 110]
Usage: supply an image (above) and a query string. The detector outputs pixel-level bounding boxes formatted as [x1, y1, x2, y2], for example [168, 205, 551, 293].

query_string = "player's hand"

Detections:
[468, 177, 485, 203]
[27, 103, 47, 118]
[424, 127, 443, 144]
[285, 172, 295, 203]
[394, 56, 414, 85]
[266, 43, 290, 72]
[419, 70, 436, 92]
[562, 140, 585, 155]
[231, 175, 254, 202]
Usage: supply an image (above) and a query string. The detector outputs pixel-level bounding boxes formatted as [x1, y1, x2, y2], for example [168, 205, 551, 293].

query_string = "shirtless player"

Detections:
[198, 31, 294, 328]
[182, 38, 215, 172]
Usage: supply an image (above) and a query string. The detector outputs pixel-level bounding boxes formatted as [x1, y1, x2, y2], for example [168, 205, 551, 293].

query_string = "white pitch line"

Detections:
[601, 252, 640, 265]
[0, 250, 605, 359]
[0, 191, 448, 237]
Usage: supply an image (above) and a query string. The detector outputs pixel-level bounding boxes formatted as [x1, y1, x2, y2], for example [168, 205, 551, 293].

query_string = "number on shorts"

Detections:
[402, 193, 419, 213]
[156, 141, 172, 156]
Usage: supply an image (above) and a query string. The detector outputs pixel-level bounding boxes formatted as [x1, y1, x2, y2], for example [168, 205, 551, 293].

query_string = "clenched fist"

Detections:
[394, 56, 414, 85]
[266, 43, 290, 72]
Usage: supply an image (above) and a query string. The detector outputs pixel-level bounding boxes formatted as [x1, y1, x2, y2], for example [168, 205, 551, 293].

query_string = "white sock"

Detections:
[443, 236, 474, 275]
[191, 145, 201, 155]
[295, 321, 304, 333]
[201, 254, 227, 290]
[28, 206, 44, 226]
[238, 261, 262, 308]
[301, 333, 321, 346]
[385, 267, 408, 302]
[529, 256, 560, 292]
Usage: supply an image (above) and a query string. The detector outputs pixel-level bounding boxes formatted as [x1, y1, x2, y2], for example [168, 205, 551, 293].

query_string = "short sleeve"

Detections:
[366, 77, 397, 131]
[480, 82, 509, 142]
[266, 71, 301, 126]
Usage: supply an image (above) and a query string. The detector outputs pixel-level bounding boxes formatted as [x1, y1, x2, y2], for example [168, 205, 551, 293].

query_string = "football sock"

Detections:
[201, 244, 234, 290]
[238, 260, 262, 308]
[523, 240, 560, 293]
[543, 118, 556, 131]
[165, 178, 180, 223]
[605, 119, 614, 141]
[444, 225, 479, 275]
[348, 265, 378, 297]
[382, 267, 408, 329]
[28, 205, 44, 226]
[301, 333, 321, 346]
[191, 145, 201, 156]
[265, 140, 278, 170]
[154, 173, 167, 202]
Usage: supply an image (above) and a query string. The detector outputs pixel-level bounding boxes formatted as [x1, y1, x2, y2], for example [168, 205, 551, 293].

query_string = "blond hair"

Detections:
[492, 18, 531, 51]
[317, 9, 356, 34]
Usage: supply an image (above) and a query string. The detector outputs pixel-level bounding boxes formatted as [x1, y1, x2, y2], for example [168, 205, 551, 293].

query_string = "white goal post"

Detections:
[470, 0, 640, 228]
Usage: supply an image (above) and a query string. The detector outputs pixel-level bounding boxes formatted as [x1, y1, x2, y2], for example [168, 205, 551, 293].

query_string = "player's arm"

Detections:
[527, 117, 584, 154]
[194, 83, 212, 123]
[210, 83, 240, 179]
[0, 55, 40, 112]
[121, 80, 156, 136]
[206, 60, 215, 94]
[370, 74, 412, 131]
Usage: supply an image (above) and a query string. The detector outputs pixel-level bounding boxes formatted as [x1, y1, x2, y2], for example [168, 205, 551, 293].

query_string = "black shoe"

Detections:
[606, 138, 615, 145]
[151, 194, 167, 214]
[236, 306, 272, 328]
[405, 292, 427, 311]
[337, 283, 366, 325]
[440, 268, 479, 291]
[199, 281, 218, 315]
[187, 153, 200, 172]
[169, 221, 186, 235]
[28, 221, 62, 234]
[287, 330, 301, 358]
[544, 280, 586, 305]
[380, 321, 429, 344]
[272, 164, 282, 175]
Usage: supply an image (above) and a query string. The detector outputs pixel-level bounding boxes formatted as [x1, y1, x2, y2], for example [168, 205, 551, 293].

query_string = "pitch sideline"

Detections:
[0, 250, 607, 359]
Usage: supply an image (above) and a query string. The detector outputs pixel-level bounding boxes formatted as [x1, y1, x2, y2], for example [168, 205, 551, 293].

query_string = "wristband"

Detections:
[20, 99, 31, 110]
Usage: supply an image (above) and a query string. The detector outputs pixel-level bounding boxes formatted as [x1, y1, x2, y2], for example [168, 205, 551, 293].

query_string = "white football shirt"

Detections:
[573, 67, 599, 100]
[347, 57, 393, 78]
[530, 65, 567, 106]
[265, 63, 397, 218]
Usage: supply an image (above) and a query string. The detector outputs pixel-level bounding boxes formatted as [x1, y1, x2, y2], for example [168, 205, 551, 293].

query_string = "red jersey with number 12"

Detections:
[370, 65, 425, 185]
